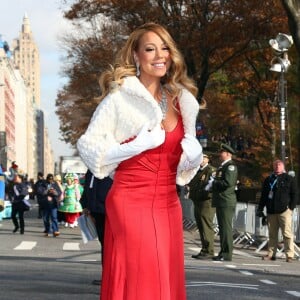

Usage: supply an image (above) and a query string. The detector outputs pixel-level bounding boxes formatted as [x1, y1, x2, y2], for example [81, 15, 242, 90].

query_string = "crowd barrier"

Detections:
[179, 190, 300, 258]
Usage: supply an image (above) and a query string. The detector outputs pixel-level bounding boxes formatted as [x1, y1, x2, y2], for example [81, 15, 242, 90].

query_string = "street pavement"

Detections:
[1, 201, 300, 300]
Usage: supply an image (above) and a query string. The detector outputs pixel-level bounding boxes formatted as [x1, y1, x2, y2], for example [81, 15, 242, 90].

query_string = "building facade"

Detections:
[0, 15, 54, 178]
[0, 45, 16, 169]
[12, 13, 41, 107]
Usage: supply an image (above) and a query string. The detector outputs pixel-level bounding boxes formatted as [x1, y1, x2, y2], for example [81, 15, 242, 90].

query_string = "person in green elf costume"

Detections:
[59, 173, 83, 228]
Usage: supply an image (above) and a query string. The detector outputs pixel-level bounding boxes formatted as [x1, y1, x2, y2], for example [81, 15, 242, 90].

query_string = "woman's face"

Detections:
[135, 31, 171, 81]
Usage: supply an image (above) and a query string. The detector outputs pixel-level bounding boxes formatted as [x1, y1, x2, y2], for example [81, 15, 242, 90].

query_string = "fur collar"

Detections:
[120, 76, 199, 135]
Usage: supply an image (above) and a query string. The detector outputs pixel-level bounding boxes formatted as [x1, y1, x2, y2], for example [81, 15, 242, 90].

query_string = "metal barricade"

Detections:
[178, 186, 197, 230]
[233, 203, 256, 248]
[180, 184, 300, 258]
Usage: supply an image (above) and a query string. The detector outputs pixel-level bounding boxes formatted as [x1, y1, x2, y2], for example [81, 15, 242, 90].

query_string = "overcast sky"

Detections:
[0, 0, 75, 162]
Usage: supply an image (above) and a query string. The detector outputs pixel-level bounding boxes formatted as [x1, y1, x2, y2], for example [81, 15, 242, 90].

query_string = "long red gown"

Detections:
[100, 118, 186, 300]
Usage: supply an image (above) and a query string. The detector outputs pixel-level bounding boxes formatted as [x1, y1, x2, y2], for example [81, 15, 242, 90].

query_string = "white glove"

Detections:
[179, 134, 203, 170]
[204, 176, 214, 191]
[103, 123, 165, 165]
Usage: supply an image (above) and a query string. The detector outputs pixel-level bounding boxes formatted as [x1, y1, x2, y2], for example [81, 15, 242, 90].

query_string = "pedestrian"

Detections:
[5, 161, 19, 202]
[59, 173, 82, 228]
[74, 174, 84, 195]
[28, 178, 35, 200]
[37, 173, 62, 237]
[206, 143, 238, 261]
[11, 172, 30, 234]
[77, 22, 203, 300]
[54, 174, 65, 225]
[256, 159, 298, 262]
[189, 154, 216, 259]
[34, 172, 45, 219]
[80, 169, 113, 285]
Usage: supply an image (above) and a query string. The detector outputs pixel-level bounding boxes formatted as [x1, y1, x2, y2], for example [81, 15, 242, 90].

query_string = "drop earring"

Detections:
[136, 62, 140, 77]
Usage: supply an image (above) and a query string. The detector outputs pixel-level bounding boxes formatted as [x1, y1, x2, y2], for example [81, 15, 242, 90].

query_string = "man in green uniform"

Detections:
[189, 154, 216, 259]
[206, 144, 238, 261]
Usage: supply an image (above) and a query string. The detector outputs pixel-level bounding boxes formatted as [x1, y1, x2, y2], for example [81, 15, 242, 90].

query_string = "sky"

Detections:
[0, 0, 75, 162]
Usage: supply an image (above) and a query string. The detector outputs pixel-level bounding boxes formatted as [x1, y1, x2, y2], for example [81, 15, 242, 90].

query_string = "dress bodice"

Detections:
[117, 118, 184, 176]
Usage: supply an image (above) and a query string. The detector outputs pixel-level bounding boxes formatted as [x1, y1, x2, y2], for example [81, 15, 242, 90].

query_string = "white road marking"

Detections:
[286, 291, 300, 297]
[225, 264, 237, 268]
[63, 242, 80, 251]
[186, 281, 258, 289]
[56, 258, 98, 262]
[240, 271, 254, 276]
[243, 263, 281, 267]
[14, 241, 37, 250]
[189, 247, 200, 252]
[260, 279, 277, 285]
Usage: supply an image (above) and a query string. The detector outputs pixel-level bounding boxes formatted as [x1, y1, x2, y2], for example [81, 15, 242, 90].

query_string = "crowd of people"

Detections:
[1, 162, 85, 237]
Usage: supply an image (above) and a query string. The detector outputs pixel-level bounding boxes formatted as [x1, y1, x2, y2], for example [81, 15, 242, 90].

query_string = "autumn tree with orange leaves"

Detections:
[57, 0, 299, 181]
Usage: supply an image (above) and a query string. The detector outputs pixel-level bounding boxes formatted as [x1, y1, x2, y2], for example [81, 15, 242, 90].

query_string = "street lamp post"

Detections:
[279, 69, 285, 162]
[269, 33, 293, 162]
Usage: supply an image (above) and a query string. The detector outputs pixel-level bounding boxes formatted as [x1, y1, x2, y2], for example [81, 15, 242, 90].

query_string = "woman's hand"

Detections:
[180, 134, 203, 169]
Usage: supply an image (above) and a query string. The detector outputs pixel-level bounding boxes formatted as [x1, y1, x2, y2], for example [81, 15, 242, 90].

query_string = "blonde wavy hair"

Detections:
[99, 23, 198, 102]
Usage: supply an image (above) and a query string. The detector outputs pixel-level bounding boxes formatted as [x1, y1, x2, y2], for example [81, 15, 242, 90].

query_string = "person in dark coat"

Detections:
[34, 172, 46, 218]
[80, 170, 113, 285]
[80, 170, 113, 253]
[189, 154, 216, 259]
[36, 173, 62, 237]
[256, 160, 298, 262]
[207, 144, 238, 261]
[11, 172, 30, 234]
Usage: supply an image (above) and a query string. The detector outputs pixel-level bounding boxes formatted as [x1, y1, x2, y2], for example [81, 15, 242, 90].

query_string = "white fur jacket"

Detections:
[77, 76, 200, 185]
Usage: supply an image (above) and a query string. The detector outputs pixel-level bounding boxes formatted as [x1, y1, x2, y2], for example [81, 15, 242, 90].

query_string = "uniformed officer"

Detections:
[189, 154, 216, 259]
[206, 143, 238, 261]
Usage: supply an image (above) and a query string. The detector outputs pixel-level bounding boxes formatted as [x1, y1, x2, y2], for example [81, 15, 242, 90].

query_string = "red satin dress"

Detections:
[100, 117, 186, 300]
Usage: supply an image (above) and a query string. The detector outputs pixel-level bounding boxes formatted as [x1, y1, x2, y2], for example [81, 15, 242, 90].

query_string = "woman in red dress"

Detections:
[78, 23, 203, 300]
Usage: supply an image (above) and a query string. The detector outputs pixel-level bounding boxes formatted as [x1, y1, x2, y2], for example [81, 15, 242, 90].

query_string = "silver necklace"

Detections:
[159, 85, 168, 120]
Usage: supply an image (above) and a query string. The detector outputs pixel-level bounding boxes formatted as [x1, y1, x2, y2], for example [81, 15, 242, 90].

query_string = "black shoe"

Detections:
[13, 227, 19, 233]
[213, 255, 232, 261]
[92, 280, 101, 285]
[20, 230, 24, 234]
[212, 255, 224, 261]
[192, 251, 212, 259]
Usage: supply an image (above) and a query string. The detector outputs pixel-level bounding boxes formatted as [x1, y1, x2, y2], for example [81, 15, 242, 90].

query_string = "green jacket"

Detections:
[212, 160, 238, 208]
[189, 164, 215, 203]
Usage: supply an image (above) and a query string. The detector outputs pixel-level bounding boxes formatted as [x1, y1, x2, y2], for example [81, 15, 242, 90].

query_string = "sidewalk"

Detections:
[184, 228, 300, 277]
